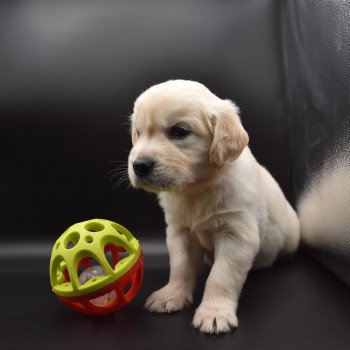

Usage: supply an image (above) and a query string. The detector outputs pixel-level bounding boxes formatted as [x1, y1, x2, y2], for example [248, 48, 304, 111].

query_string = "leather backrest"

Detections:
[283, 0, 350, 284]
[0, 1, 287, 238]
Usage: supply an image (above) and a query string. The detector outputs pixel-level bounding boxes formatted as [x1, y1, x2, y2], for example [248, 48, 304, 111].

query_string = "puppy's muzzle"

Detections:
[133, 157, 155, 178]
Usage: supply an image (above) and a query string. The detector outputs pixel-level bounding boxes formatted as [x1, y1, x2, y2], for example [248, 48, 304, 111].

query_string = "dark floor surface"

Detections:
[1, 250, 350, 350]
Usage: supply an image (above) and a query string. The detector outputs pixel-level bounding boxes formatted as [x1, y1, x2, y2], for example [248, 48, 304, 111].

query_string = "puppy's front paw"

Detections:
[192, 300, 238, 334]
[145, 284, 193, 313]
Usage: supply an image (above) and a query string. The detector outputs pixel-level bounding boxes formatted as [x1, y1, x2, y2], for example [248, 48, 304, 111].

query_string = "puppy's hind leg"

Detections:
[145, 226, 203, 313]
[253, 206, 300, 269]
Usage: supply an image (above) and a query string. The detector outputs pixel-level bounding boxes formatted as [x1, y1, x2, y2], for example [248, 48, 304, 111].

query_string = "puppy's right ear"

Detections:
[209, 100, 249, 168]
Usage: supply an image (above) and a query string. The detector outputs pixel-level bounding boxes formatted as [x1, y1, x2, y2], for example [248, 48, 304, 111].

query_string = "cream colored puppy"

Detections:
[128, 80, 300, 334]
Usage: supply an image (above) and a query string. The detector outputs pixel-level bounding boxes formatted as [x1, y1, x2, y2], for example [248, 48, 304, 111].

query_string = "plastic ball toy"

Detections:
[49, 219, 144, 315]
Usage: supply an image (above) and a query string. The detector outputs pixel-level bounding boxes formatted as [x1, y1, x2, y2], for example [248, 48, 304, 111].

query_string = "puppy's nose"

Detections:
[133, 158, 155, 178]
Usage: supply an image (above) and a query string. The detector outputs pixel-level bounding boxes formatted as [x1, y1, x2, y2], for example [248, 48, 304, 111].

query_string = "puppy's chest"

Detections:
[159, 192, 216, 232]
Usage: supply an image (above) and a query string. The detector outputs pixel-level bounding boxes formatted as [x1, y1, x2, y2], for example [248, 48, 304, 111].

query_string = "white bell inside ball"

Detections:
[79, 266, 116, 306]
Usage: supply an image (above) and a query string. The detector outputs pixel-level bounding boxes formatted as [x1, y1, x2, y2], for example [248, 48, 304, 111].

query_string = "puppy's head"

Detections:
[128, 80, 248, 193]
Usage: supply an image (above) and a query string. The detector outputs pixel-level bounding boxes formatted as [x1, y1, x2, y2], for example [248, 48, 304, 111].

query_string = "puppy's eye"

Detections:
[169, 125, 191, 140]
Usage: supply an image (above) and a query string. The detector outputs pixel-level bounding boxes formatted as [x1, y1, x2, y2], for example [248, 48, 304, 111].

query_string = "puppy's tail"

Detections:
[297, 146, 350, 256]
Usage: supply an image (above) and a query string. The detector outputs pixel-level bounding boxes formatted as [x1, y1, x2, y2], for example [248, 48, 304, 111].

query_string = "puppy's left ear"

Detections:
[209, 100, 249, 168]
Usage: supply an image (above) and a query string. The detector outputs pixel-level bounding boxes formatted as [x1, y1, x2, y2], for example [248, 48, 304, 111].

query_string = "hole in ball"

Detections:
[90, 291, 117, 307]
[77, 257, 100, 279]
[111, 223, 131, 241]
[64, 232, 80, 249]
[123, 281, 132, 294]
[119, 251, 129, 260]
[85, 235, 93, 243]
[85, 222, 105, 232]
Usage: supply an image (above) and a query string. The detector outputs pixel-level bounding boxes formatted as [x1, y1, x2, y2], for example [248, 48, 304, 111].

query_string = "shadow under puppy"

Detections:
[127, 80, 299, 334]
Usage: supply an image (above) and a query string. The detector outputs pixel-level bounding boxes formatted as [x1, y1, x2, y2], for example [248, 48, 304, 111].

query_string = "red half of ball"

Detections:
[57, 251, 144, 316]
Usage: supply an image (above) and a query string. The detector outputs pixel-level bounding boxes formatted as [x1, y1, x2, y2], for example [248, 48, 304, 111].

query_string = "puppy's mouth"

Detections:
[132, 174, 177, 193]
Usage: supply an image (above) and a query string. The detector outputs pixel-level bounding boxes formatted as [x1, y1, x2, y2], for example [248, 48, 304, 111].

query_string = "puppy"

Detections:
[128, 80, 300, 334]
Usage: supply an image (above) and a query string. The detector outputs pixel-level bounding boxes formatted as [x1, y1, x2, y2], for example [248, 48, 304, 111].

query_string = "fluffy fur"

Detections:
[298, 143, 350, 258]
[128, 80, 300, 334]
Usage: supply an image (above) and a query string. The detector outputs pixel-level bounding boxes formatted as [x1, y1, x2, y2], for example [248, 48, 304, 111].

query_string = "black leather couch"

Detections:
[1, 1, 349, 349]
